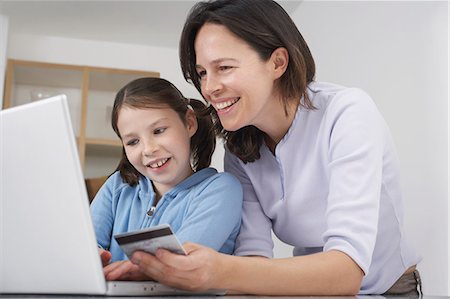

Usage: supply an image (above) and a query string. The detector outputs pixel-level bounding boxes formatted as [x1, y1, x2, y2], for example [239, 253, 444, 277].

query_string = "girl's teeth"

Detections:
[150, 158, 168, 168]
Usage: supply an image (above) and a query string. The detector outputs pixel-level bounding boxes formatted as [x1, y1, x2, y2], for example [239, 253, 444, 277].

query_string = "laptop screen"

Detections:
[0, 95, 227, 297]
[0, 95, 106, 294]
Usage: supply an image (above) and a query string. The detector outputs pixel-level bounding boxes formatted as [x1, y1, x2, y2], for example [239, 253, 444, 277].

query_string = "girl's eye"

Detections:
[154, 127, 167, 135]
[126, 139, 138, 146]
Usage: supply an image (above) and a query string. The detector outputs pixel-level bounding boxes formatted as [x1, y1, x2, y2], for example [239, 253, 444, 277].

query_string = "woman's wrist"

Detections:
[216, 252, 238, 291]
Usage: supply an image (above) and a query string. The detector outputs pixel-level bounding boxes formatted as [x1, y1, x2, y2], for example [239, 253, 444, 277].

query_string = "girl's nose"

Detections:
[142, 139, 159, 156]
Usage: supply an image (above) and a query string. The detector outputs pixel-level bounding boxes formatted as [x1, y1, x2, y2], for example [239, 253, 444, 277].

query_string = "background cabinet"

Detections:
[3, 59, 159, 178]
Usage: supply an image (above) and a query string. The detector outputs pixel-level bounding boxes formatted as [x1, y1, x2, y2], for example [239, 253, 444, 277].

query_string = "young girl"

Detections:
[90, 77, 242, 280]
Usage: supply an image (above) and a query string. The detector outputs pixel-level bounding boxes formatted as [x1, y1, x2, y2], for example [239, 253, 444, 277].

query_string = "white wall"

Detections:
[7, 33, 201, 100]
[0, 14, 8, 107]
[291, 1, 448, 296]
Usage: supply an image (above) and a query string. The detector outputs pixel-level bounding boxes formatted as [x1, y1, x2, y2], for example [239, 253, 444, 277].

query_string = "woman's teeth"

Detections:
[216, 98, 239, 110]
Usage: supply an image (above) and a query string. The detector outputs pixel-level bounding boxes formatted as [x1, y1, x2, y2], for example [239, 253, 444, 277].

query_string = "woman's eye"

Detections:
[154, 127, 167, 134]
[197, 70, 207, 78]
[219, 65, 233, 71]
[126, 139, 138, 146]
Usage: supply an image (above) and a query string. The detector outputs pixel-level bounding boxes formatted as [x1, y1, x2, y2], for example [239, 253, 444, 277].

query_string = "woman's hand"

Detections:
[130, 242, 225, 291]
[98, 248, 112, 267]
[103, 260, 154, 281]
[129, 242, 363, 295]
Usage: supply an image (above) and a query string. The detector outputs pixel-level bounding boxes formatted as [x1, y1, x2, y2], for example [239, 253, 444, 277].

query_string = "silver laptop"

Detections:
[0, 95, 225, 296]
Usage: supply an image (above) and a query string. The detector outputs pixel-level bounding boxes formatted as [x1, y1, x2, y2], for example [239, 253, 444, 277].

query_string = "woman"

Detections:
[128, 0, 421, 295]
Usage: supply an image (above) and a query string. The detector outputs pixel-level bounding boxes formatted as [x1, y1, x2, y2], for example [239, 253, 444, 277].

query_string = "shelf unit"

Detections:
[3, 59, 159, 178]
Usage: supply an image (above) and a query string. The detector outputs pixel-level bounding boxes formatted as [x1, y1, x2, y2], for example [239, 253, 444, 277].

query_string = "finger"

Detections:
[182, 242, 202, 253]
[132, 253, 188, 288]
[131, 251, 165, 278]
[155, 248, 195, 270]
[105, 261, 136, 281]
[103, 261, 124, 277]
[131, 250, 190, 286]
[101, 254, 112, 267]
[156, 242, 208, 271]
[99, 249, 112, 266]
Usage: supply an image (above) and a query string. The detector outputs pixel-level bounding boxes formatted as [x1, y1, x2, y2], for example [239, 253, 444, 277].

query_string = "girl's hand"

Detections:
[98, 248, 112, 267]
[130, 242, 225, 291]
[103, 260, 154, 281]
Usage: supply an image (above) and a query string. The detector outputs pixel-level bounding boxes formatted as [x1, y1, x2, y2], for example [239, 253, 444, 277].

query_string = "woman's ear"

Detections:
[185, 108, 198, 138]
[271, 47, 289, 79]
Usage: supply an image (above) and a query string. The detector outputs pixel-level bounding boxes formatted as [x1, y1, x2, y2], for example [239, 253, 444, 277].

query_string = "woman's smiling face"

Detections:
[194, 23, 280, 132]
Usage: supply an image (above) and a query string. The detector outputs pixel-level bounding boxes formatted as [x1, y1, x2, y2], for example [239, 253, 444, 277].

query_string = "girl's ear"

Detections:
[185, 108, 198, 138]
[271, 47, 289, 79]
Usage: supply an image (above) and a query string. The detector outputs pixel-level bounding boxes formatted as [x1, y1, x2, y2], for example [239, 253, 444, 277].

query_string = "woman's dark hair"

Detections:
[179, 0, 316, 163]
[111, 77, 216, 186]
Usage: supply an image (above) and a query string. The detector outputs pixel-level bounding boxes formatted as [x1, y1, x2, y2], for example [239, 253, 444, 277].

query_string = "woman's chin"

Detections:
[221, 122, 244, 132]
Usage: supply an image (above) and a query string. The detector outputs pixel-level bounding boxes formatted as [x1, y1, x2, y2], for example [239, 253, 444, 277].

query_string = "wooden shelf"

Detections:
[85, 138, 122, 147]
[89, 68, 159, 92]
[13, 63, 84, 88]
[85, 142, 122, 157]
[3, 59, 159, 178]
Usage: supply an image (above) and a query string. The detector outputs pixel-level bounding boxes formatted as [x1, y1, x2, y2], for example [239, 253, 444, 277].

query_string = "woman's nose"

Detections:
[203, 74, 222, 96]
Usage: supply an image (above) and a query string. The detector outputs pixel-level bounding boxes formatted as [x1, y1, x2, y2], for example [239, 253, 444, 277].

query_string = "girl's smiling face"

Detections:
[117, 105, 197, 196]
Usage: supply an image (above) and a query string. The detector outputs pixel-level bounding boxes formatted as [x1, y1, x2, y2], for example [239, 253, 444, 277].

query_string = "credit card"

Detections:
[114, 224, 187, 259]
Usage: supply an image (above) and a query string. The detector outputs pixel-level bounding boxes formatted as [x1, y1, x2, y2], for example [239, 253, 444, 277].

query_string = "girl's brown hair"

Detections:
[179, 0, 315, 163]
[111, 77, 215, 186]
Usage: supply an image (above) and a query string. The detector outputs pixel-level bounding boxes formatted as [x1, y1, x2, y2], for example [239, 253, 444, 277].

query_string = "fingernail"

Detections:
[131, 253, 141, 265]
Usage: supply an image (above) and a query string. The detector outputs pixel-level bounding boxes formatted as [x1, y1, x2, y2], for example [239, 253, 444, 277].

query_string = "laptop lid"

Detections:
[0, 95, 226, 296]
[0, 95, 107, 294]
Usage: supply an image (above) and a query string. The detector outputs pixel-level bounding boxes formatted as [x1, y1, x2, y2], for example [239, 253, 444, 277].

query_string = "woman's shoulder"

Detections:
[308, 81, 374, 110]
[306, 82, 387, 142]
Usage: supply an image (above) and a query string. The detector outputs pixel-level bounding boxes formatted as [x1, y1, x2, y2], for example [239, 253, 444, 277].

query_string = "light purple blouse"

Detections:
[225, 81, 421, 294]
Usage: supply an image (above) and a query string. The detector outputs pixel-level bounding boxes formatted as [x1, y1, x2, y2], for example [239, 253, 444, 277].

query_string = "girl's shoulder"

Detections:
[100, 171, 148, 196]
[102, 171, 126, 189]
[184, 168, 243, 207]
[181, 168, 242, 201]
[195, 167, 241, 188]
